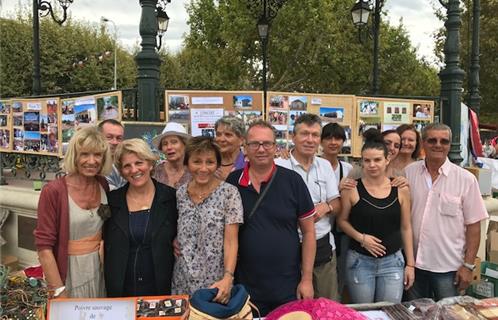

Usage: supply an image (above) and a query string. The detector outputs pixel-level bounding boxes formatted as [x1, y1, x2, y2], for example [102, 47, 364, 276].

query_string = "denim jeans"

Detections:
[346, 249, 405, 303]
[405, 268, 458, 301]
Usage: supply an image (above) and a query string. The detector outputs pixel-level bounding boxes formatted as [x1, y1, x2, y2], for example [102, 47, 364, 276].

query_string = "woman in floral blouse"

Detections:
[172, 136, 243, 304]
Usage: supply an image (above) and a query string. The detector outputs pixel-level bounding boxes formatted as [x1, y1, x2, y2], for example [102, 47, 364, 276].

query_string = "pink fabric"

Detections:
[265, 298, 366, 320]
[405, 159, 488, 273]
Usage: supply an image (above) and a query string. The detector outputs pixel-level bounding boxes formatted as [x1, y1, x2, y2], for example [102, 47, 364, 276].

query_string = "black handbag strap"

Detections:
[247, 167, 277, 220]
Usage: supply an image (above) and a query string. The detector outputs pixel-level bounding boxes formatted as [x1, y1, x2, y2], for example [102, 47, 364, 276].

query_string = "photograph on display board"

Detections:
[382, 124, 399, 132]
[13, 114, 23, 126]
[0, 101, 10, 113]
[359, 100, 379, 116]
[275, 130, 287, 139]
[14, 138, 23, 151]
[270, 95, 289, 109]
[190, 108, 223, 137]
[169, 110, 190, 122]
[289, 96, 307, 110]
[0, 115, 7, 127]
[413, 120, 430, 132]
[123, 122, 166, 156]
[24, 131, 41, 152]
[24, 112, 40, 131]
[413, 103, 431, 119]
[97, 94, 119, 121]
[12, 101, 22, 113]
[319, 107, 344, 122]
[269, 110, 288, 131]
[0, 129, 9, 149]
[383, 102, 410, 123]
[74, 97, 97, 125]
[342, 126, 352, 154]
[289, 110, 306, 127]
[169, 95, 190, 110]
[233, 95, 253, 109]
[359, 121, 381, 136]
[225, 110, 263, 124]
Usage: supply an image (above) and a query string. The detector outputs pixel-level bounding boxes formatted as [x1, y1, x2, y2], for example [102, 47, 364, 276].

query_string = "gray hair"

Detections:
[215, 116, 245, 138]
[293, 113, 322, 134]
[422, 123, 452, 141]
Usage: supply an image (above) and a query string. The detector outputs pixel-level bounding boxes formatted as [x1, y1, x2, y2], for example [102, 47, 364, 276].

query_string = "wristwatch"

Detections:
[462, 262, 476, 271]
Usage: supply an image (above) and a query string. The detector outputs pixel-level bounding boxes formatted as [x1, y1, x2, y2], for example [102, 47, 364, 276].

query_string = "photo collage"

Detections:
[0, 100, 11, 151]
[11, 99, 60, 155]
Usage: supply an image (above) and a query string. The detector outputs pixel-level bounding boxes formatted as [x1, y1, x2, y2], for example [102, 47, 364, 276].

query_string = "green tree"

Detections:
[435, 0, 498, 124]
[177, 0, 440, 97]
[0, 9, 137, 98]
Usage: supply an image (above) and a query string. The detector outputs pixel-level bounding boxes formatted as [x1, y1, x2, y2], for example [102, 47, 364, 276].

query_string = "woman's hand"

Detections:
[210, 275, 233, 304]
[361, 234, 386, 257]
[391, 176, 409, 188]
[340, 178, 357, 192]
[404, 266, 415, 290]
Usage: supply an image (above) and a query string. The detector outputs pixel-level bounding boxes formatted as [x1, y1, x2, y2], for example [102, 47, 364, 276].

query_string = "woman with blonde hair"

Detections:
[34, 126, 112, 298]
[104, 138, 178, 297]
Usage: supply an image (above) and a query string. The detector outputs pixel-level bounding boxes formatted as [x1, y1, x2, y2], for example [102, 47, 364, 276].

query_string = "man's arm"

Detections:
[297, 216, 316, 299]
[455, 222, 480, 291]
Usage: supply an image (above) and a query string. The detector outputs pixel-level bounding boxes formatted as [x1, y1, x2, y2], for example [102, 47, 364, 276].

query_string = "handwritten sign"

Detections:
[48, 298, 136, 320]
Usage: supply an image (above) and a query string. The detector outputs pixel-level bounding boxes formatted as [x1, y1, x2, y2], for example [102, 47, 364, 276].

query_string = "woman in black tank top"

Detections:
[337, 130, 415, 304]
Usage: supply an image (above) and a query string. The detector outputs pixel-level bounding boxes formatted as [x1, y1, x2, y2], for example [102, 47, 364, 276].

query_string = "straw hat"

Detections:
[152, 122, 191, 149]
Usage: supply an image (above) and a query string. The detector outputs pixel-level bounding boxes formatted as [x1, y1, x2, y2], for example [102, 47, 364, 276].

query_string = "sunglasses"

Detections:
[425, 138, 450, 145]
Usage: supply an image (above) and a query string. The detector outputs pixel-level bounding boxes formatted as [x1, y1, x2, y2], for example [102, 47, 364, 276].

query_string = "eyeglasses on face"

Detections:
[246, 141, 275, 150]
[425, 138, 451, 145]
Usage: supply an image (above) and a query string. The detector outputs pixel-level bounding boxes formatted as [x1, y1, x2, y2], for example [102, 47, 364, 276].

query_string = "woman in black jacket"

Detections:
[104, 138, 178, 297]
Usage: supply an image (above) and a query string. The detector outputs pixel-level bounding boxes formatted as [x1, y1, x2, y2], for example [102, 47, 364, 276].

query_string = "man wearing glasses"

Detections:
[405, 123, 488, 300]
[226, 120, 316, 316]
[275, 113, 341, 301]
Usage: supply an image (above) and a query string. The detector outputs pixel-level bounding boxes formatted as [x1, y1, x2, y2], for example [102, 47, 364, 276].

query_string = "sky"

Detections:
[1, 0, 444, 63]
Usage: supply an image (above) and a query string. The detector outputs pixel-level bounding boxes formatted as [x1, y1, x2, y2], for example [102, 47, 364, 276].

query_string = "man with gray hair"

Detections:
[275, 113, 341, 300]
[405, 123, 488, 300]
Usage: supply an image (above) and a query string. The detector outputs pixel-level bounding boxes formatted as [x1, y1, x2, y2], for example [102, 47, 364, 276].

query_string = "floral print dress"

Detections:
[172, 181, 243, 295]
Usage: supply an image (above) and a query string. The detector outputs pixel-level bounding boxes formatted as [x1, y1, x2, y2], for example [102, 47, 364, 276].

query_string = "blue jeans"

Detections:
[346, 249, 405, 303]
[405, 268, 458, 301]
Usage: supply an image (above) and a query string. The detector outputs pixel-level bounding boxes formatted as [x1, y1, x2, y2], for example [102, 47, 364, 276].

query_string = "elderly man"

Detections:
[98, 119, 126, 190]
[405, 123, 488, 300]
[275, 114, 341, 300]
[226, 120, 316, 316]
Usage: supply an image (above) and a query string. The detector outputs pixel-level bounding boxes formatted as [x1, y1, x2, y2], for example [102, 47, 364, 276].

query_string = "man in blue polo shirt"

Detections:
[226, 120, 316, 316]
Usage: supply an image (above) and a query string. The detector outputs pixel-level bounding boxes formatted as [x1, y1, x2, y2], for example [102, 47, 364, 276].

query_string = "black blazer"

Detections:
[104, 179, 178, 297]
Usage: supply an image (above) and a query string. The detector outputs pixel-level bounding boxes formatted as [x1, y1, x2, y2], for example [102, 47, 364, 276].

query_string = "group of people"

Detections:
[34, 114, 488, 316]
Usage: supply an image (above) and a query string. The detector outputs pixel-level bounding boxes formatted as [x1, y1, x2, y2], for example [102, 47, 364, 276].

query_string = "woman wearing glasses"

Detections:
[337, 129, 415, 303]
[172, 137, 243, 304]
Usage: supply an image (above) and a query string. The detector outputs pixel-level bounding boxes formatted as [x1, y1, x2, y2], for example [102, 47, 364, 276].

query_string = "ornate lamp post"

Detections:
[136, 0, 170, 121]
[438, 0, 465, 164]
[468, 0, 481, 115]
[32, 0, 73, 95]
[249, 0, 286, 115]
[101, 17, 118, 90]
[350, 0, 384, 95]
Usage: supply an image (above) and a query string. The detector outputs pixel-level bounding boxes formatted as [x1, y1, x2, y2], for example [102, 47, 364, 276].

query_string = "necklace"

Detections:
[127, 190, 153, 210]
[221, 162, 234, 167]
[188, 180, 219, 203]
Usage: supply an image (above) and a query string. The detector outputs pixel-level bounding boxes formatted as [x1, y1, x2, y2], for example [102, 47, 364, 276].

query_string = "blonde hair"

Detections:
[114, 138, 159, 171]
[63, 126, 112, 176]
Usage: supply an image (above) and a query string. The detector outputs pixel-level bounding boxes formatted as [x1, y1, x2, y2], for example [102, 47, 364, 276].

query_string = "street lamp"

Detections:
[438, 0, 465, 164]
[156, 6, 170, 49]
[350, 0, 384, 95]
[249, 0, 286, 116]
[32, 0, 73, 95]
[101, 16, 118, 90]
[136, 0, 170, 121]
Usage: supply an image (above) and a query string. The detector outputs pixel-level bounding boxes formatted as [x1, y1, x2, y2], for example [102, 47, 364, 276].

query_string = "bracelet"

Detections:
[360, 233, 365, 247]
[224, 270, 235, 278]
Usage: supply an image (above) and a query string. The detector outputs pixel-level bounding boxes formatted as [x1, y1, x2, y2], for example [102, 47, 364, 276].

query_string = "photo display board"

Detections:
[61, 91, 122, 154]
[354, 96, 435, 157]
[10, 98, 61, 156]
[165, 90, 264, 137]
[0, 100, 12, 151]
[268, 92, 356, 155]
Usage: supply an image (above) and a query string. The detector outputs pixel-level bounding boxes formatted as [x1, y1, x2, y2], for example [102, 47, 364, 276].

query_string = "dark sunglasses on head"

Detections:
[425, 138, 450, 145]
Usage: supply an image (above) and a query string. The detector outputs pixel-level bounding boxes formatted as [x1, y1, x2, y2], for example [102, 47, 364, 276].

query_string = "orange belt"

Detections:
[68, 231, 102, 256]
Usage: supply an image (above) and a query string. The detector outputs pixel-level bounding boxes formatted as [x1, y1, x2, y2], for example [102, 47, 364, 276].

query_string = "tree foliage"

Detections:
[170, 0, 440, 97]
[0, 10, 137, 98]
[435, 0, 498, 124]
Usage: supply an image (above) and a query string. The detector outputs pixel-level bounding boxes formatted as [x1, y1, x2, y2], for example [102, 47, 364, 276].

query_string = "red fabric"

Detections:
[24, 265, 44, 279]
[265, 298, 367, 320]
[33, 176, 108, 283]
[469, 109, 484, 157]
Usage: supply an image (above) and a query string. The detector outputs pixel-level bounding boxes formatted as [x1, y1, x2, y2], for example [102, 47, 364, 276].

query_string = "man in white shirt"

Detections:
[276, 113, 342, 300]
